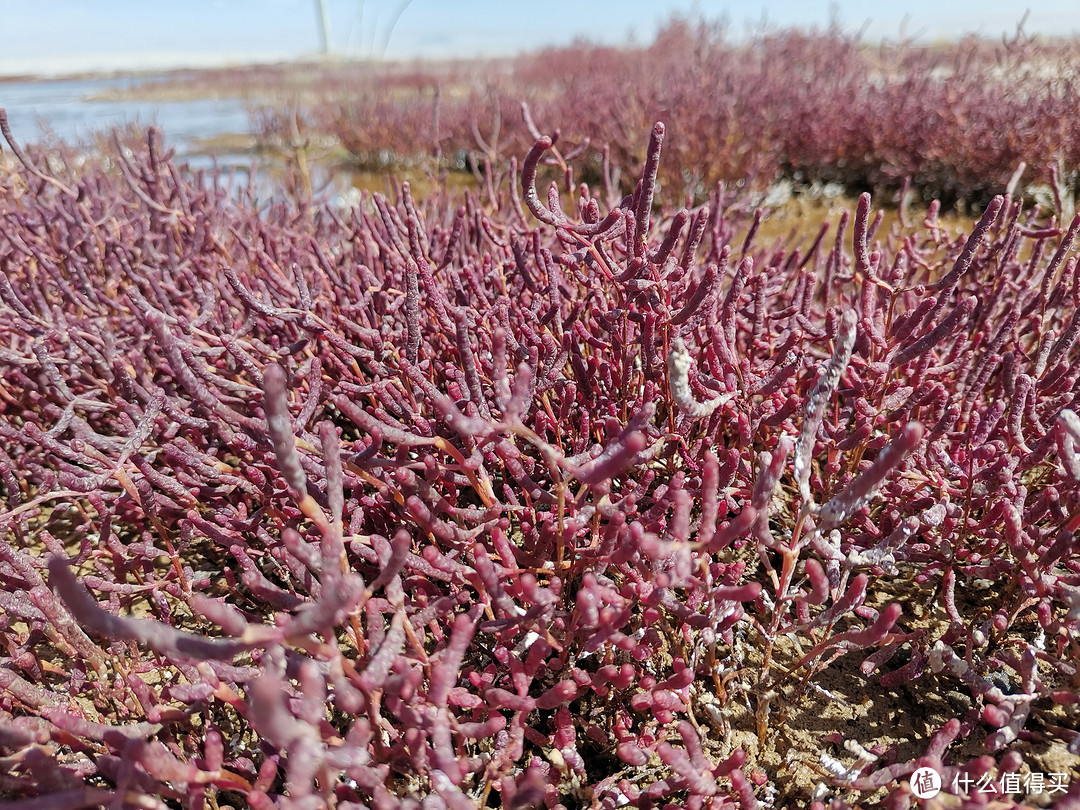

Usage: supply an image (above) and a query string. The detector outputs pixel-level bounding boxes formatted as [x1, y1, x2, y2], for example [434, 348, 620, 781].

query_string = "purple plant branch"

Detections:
[852, 192, 872, 277]
[262, 363, 312, 494]
[650, 208, 689, 265]
[48, 556, 277, 660]
[670, 263, 716, 327]
[567, 415, 650, 486]
[404, 258, 421, 364]
[927, 195, 1004, 294]
[0, 108, 79, 199]
[795, 309, 857, 506]
[891, 294, 977, 367]
[818, 422, 924, 532]
[633, 122, 665, 254]
[520, 135, 620, 236]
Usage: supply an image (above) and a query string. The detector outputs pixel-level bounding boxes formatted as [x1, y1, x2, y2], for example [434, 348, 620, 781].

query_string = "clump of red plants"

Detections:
[0, 107, 1078, 810]
[231, 20, 1080, 209]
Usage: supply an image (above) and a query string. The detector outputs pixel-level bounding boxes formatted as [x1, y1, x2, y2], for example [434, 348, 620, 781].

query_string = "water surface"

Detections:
[0, 75, 253, 158]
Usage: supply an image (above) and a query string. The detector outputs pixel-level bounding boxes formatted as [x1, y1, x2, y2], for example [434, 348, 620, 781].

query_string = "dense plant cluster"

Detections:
[232, 21, 1080, 208]
[0, 110, 1079, 810]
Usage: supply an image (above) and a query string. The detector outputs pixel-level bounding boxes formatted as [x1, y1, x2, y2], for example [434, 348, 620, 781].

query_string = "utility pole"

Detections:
[315, 0, 333, 56]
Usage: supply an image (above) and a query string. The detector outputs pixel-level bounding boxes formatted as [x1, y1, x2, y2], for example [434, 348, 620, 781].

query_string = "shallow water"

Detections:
[0, 75, 253, 167]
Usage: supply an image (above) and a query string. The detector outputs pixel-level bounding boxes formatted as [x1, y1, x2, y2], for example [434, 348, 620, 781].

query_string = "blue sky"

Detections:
[0, 1, 1077, 76]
